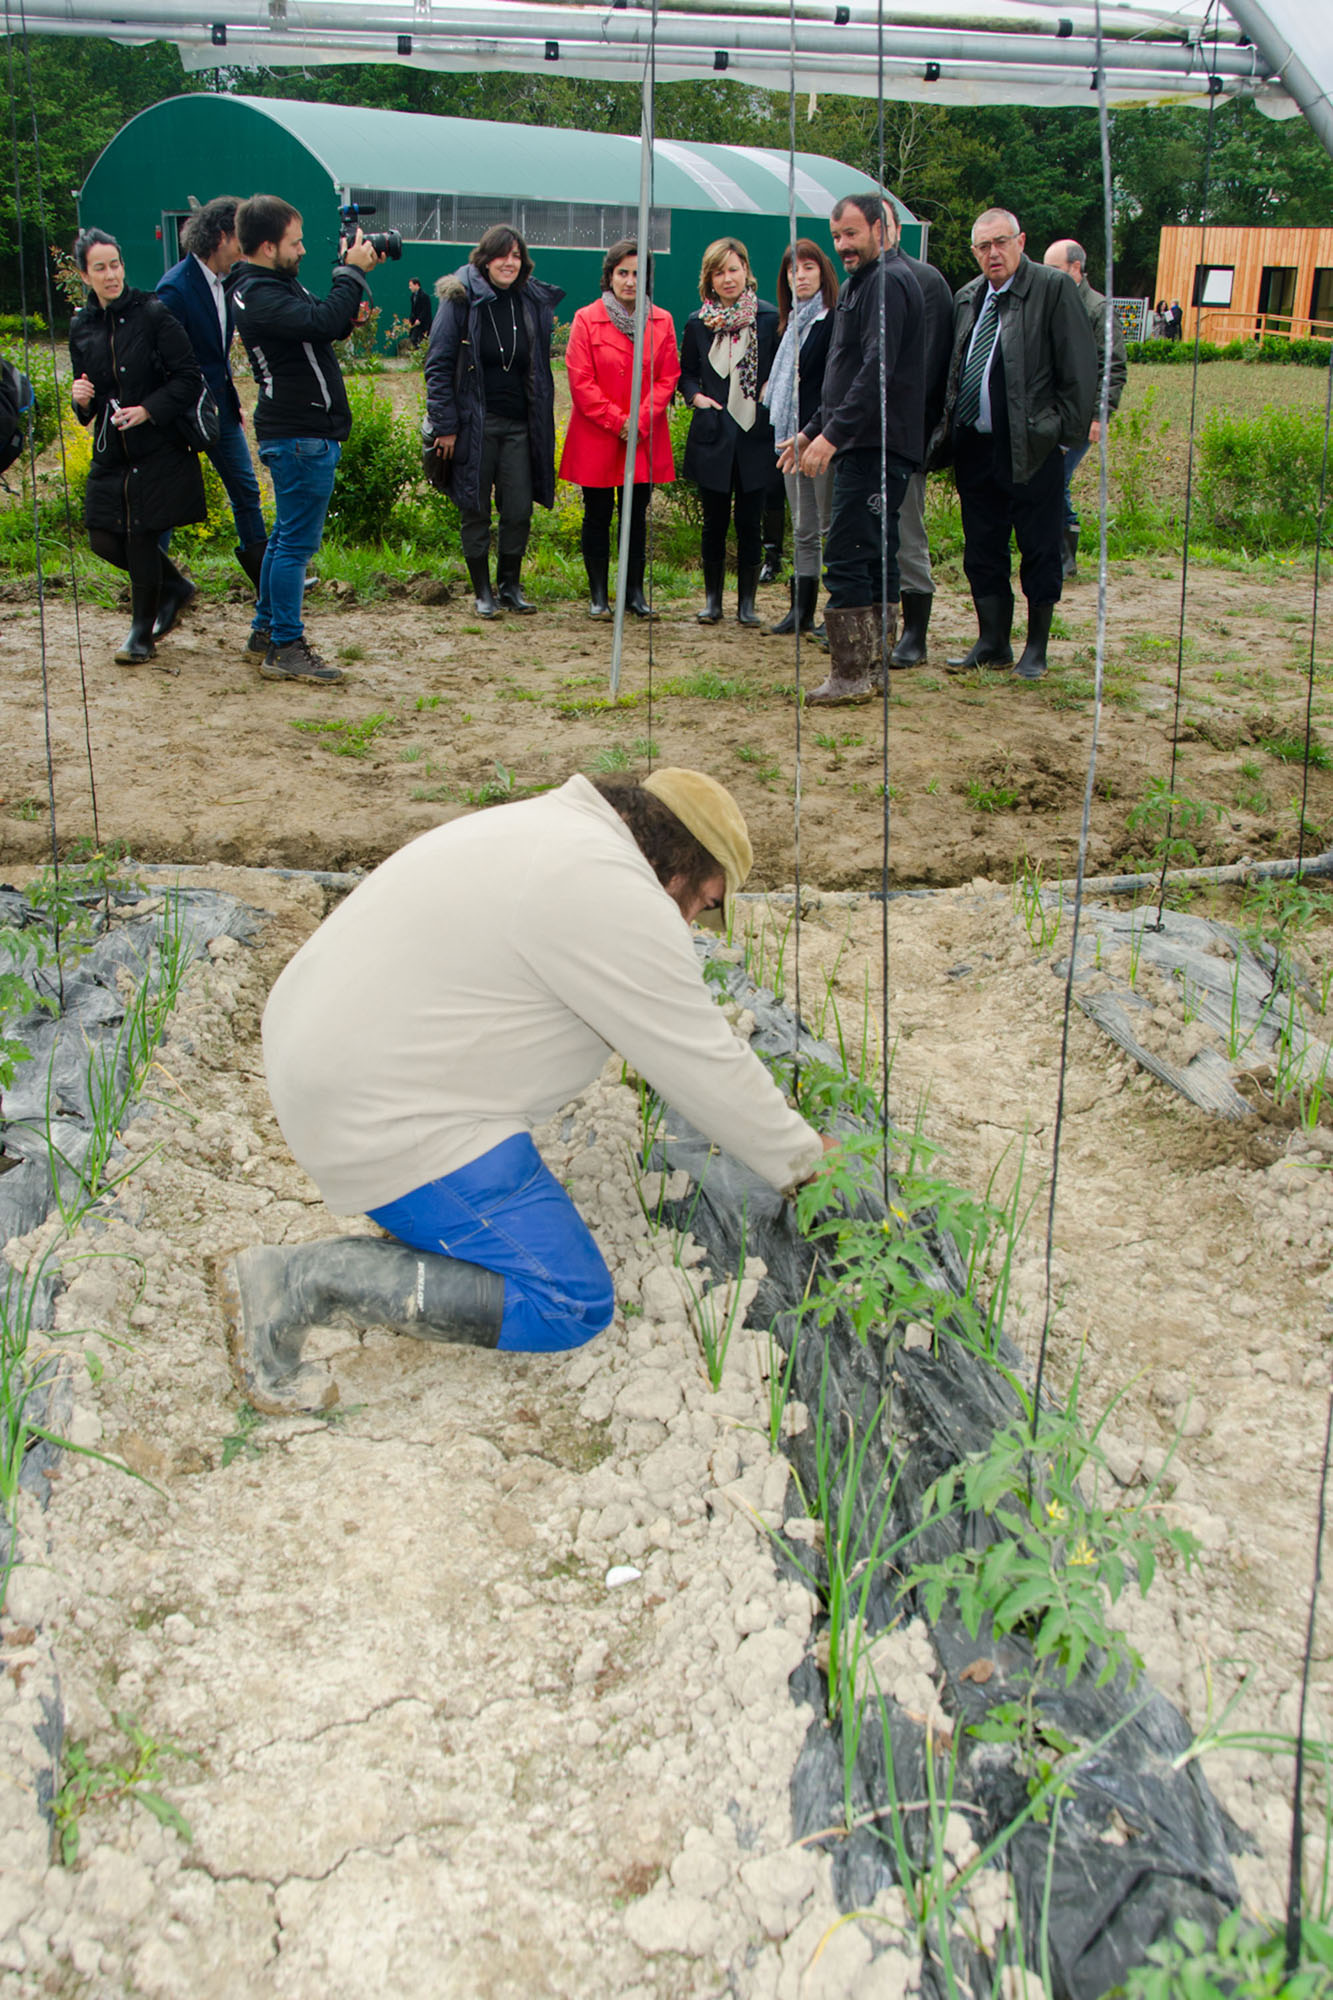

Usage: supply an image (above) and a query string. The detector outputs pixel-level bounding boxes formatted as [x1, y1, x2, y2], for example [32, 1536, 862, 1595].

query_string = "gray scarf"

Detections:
[602, 290, 636, 340]
[762, 294, 826, 448]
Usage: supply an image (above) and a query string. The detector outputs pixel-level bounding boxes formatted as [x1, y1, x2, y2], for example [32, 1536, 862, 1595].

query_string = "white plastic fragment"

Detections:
[605, 1564, 642, 1589]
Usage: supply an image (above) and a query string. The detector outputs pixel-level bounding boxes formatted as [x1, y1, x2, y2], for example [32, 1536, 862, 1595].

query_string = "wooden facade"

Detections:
[1154, 225, 1333, 342]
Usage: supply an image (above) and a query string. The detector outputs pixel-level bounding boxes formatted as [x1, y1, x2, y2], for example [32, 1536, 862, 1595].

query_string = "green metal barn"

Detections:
[78, 94, 922, 336]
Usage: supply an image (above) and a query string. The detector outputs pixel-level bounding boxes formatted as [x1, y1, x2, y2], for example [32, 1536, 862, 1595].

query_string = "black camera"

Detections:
[338, 203, 402, 263]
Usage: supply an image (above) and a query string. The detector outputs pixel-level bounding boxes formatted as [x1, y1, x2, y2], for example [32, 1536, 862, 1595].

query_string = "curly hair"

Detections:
[182, 197, 241, 262]
[592, 782, 721, 897]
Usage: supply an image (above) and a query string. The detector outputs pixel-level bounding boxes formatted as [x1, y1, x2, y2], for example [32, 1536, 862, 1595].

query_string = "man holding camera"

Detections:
[227, 195, 380, 686]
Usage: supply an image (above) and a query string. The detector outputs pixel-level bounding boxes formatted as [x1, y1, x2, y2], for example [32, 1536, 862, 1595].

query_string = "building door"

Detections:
[1257, 265, 1297, 331]
[160, 212, 192, 270]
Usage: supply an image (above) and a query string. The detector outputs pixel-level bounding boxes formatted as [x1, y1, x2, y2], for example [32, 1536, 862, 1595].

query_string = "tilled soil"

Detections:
[0, 554, 1329, 888]
[1, 859, 1331, 1996]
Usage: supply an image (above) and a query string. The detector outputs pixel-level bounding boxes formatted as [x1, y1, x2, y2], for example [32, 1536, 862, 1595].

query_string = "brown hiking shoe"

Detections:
[260, 637, 345, 686]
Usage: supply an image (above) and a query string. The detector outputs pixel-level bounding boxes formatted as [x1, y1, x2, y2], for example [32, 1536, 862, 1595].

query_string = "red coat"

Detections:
[559, 300, 680, 487]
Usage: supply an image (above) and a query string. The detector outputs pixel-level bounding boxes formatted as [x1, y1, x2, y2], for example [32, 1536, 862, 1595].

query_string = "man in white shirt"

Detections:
[156, 196, 269, 631]
[223, 769, 832, 1411]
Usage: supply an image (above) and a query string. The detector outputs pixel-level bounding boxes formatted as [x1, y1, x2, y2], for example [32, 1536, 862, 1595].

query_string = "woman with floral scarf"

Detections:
[678, 238, 779, 627]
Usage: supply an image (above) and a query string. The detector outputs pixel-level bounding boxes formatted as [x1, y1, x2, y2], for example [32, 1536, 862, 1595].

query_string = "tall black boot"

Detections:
[767, 574, 818, 636]
[737, 564, 762, 628]
[697, 558, 724, 625]
[496, 552, 536, 614]
[151, 556, 197, 643]
[890, 590, 932, 669]
[237, 538, 268, 592]
[624, 533, 657, 619]
[585, 556, 610, 619]
[114, 582, 159, 664]
[1014, 600, 1056, 682]
[759, 499, 785, 584]
[947, 591, 1014, 671]
[465, 554, 500, 618]
[220, 1237, 506, 1414]
[1062, 525, 1080, 580]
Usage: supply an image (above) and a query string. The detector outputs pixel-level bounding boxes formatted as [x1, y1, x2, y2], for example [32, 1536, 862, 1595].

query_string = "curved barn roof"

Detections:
[221, 95, 910, 220]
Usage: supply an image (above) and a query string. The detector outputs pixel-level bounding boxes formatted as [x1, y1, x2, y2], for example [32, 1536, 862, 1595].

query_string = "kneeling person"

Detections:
[224, 769, 828, 1408]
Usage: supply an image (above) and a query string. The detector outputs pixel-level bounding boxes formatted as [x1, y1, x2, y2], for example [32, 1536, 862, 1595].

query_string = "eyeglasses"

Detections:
[972, 234, 1017, 255]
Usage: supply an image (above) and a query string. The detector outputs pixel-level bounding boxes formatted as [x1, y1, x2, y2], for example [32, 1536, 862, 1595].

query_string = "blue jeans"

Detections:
[255, 437, 341, 646]
[159, 409, 267, 559]
[367, 1133, 615, 1354]
[1060, 439, 1091, 532]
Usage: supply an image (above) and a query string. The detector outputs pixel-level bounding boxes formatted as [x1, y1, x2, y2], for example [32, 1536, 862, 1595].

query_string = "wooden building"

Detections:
[1154, 225, 1333, 342]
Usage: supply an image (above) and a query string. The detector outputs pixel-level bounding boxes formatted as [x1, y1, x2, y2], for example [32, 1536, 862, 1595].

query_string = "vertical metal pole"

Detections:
[609, 16, 655, 698]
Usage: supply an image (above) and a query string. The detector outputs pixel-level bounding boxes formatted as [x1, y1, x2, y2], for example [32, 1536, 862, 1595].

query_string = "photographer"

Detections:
[227, 194, 380, 685]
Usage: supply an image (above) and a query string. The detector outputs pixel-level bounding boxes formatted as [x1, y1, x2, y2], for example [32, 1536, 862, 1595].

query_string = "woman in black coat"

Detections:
[68, 228, 208, 666]
[425, 224, 564, 617]
[678, 237, 779, 627]
[761, 238, 839, 636]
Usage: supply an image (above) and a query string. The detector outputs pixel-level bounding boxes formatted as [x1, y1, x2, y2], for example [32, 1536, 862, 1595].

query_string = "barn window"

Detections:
[347, 187, 670, 252]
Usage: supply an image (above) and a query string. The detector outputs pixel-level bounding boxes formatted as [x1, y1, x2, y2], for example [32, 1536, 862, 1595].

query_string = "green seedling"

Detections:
[220, 1401, 266, 1467]
[53, 1713, 194, 1866]
[1125, 777, 1223, 874]
[290, 711, 392, 759]
[1012, 858, 1063, 951]
[965, 776, 1018, 813]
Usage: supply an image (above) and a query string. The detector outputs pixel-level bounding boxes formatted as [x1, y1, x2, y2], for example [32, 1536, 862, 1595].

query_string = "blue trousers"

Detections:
[367, 1133, 615, 1354]
[1061, 439, 1091, 532]
[160, 408, 267, 559]
[254, 436, 341, 646]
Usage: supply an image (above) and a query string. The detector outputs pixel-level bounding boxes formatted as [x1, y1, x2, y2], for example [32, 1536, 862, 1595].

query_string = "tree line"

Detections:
[4, 34, 1333, 317]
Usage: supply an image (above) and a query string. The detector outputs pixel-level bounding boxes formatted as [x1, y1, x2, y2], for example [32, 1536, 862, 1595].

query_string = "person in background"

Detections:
[559, 238, 680, 620]
[156, 195, 267, 639]
[426, 225, 564, 618]
[1042, 237, 1128, 579]
[1167, 299, 1183, 341]
[762, 237, 838, 638]
[881, 204, 953, 669]
[678, 238, 779, 628]
[407, 276, 433, 348]
[228, 194, 380, 685]
[69, 227, 207, 668]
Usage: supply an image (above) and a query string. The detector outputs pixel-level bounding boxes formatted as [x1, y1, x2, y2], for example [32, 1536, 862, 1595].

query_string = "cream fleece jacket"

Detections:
[262, 775, 824, 1213]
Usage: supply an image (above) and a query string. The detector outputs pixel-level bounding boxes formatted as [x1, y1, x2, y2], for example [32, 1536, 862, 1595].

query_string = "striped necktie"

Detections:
[955, 291, 1001, 430]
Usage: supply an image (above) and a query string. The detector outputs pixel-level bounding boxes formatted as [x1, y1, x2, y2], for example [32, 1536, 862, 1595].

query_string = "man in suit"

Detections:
[156, 196, 268, 637]
[407, 276, 433, 347]
[943, 207, 1097, 683]
[1042, 238, 1128, 579]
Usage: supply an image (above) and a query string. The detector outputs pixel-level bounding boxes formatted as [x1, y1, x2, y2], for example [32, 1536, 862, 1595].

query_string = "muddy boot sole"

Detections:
[216, 1247, 340, 1416]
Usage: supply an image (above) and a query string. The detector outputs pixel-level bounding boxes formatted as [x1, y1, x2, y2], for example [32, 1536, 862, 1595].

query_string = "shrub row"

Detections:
[1132, 335, 1332, 368]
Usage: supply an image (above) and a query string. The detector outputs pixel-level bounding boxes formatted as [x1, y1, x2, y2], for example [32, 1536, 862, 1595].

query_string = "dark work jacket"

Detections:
[68, 289, 207, 535]
[901, 252, 954, 453]
[157, 253, 243, 422]
[424, 265, 565, 514]
[678, 300, 779, 495]
[805, 249, 926, 470]
[409, 287, 434, 336]
[226, 259, 369, 442]
[939, 256, 1097, 484]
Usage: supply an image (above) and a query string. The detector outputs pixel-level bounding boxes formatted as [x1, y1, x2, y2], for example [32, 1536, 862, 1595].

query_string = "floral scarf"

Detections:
[762, 293, 826, 448]
[601, 290, 636, 340]
[699, 286, 758, 432]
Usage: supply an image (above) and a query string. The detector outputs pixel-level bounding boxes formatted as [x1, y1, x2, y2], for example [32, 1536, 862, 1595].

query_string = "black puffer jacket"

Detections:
[678, 300, 779, 495]
[424, 266, 565, 514]
[226, 260, 369, 443]
[68, 289, 207, 535]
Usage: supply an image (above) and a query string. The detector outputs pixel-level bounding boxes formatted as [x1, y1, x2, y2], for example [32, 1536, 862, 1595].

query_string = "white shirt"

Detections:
[193, 254, 227, 352]
[964, 273, 1015, 434]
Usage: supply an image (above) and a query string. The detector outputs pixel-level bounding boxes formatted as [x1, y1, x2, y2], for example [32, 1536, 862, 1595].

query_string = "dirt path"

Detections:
[1, 852, 1331, 1993]
[1, 556, 1330, 889]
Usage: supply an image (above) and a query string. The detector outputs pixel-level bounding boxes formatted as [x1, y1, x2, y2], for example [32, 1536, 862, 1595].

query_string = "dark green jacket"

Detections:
[942, 255, 1097, 485]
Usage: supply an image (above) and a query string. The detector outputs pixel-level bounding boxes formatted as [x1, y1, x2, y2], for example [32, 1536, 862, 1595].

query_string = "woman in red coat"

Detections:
[559, 239, 680, 619]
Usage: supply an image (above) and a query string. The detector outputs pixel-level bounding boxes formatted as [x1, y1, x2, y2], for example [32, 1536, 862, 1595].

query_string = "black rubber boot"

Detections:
[766, 574, 819, 636]
[1062, 525, 1080, 581]
[625, 542, 657, 619]
[759, 543, 783, 586]
[1014, 600, 1056, 681]
[114, 584, 159, 664]
[759, 500, 785, 583]
[890, 590, 932, 669]
[697, 559, 724, 625]
[496, 554, 536, 614]
[151, 558, 197, 643]
[947, 592, 1014, 671]
[220, 1237, 505, 1413]
[238, 539, 268, 592]
[466, 554, 500, 618]
[586, 557, 610, 619]
[737, 564, 762, 628]
[806, 604, 878, 705]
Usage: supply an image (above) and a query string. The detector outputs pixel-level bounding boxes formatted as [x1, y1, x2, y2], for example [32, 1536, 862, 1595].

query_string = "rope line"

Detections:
[1030, 0, 1115, 1428]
